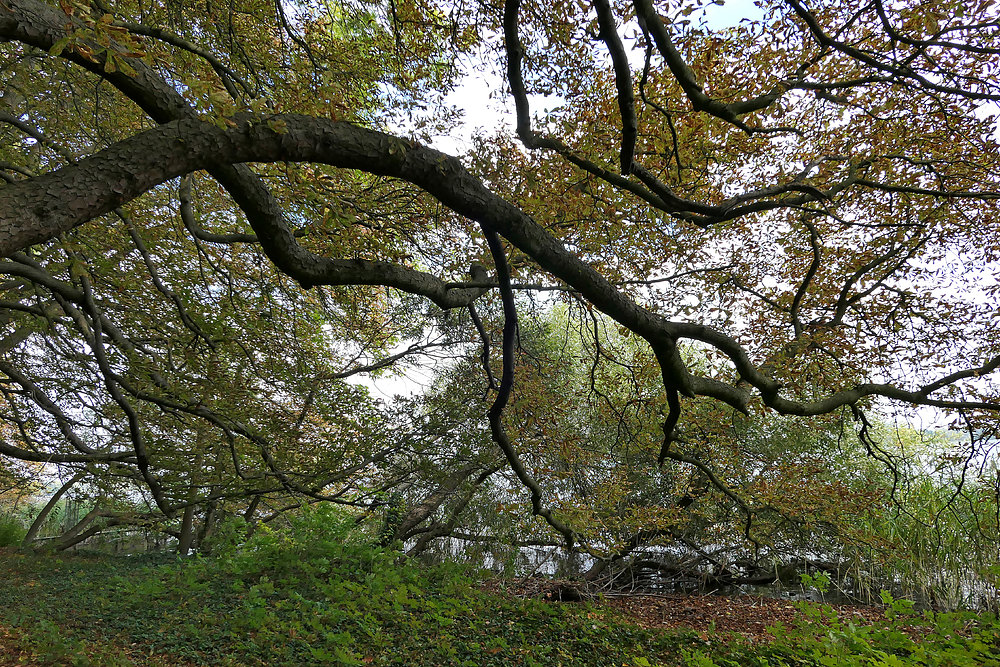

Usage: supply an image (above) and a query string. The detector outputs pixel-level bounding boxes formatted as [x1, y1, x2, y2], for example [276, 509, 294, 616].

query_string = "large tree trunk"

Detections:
[195, 501, 218, 552]
[176, 446, 207, 555]
[176, 504, 197, 555]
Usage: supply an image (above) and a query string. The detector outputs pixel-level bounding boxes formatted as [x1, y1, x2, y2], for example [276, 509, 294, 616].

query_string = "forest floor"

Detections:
[602, 592, 883, 640]
[484, 577, 885, 642]
[0, 590, 883, 665]
[1, 548, 997, 666]
[0, 624, 26, 667]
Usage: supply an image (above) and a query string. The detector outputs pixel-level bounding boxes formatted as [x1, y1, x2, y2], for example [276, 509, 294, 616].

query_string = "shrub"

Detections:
[0, 514, 26, 547]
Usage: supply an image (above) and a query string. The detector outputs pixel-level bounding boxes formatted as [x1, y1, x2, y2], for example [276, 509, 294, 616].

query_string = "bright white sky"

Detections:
[433, 0, 765, 154]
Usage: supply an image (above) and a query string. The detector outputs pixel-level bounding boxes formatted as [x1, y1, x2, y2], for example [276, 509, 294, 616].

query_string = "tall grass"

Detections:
[842, 475, 999, 610]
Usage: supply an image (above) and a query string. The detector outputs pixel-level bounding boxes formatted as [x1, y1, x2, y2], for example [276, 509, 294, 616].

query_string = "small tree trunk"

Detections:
[177, 430, 208, 555]
[176, 504, 197, 555]
[47, 506, 103, 551]
[22, 472, 83, 547]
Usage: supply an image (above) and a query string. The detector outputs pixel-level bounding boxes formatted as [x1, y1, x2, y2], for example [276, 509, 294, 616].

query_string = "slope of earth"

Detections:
[2, 548, 999, 666]
[602, 592, 884, 641]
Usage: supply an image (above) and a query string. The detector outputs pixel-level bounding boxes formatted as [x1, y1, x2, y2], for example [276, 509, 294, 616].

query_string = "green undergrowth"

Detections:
[688, 593, 1000, 667]
[0, 514, 26, 547]
[1, 507, 998, 666]
[0, 507, 699, 666]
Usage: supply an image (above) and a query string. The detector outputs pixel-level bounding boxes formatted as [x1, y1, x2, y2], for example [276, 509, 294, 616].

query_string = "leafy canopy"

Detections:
[0, 0, 998, 568]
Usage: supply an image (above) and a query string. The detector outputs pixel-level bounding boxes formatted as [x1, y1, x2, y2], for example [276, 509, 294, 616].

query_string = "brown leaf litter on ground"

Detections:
[601, 591, 884, 641]
[483, 577, 886, 642]
[1, 570, 886, 665]
[0, 624, 30, 667]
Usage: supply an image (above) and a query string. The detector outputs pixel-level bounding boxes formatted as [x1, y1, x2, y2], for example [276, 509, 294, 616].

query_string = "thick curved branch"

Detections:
[0, 115, 665, 343]
[3, 113, 995, 422]
[0, 0, 488, 309]
[0, 120, 491, 307]
[0, 437, 134, 463]
[633, 0, 792, 129]
[592, 0, 637, 174]
[482, 227, 577, 548]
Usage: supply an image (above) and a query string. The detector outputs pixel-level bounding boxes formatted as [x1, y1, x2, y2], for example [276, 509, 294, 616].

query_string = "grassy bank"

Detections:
[1, 510, 998, 666]
[0, 547, 700, 666]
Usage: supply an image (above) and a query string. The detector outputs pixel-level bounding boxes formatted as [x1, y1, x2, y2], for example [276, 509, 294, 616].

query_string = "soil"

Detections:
[485, 578, 886, 642]
[601, 591, 883, 641]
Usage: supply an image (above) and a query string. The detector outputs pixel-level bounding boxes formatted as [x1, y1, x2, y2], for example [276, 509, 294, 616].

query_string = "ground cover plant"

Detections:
[0, 509, 707, 666]
[1, 508, 998, 666]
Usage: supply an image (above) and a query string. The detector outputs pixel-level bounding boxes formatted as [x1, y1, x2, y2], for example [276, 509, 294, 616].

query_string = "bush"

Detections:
[210, 503, 371, 578]
[684, 592, 1000, 666]
[0, 514, 26, 547]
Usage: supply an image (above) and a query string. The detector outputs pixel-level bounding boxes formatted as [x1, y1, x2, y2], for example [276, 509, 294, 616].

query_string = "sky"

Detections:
[432, 0, 766, 154]
[364, 0, 767, 400]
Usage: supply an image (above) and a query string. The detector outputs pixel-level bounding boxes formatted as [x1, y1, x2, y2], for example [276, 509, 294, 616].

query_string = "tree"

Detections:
[1, 0, 998, 554]
[399, 306, 897, 588]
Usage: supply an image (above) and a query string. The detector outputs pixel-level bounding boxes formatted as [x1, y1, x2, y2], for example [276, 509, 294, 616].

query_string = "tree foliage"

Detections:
[1, 0, 999, 581]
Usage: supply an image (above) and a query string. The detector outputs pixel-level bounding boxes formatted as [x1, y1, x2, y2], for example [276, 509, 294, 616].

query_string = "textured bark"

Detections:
[0, 111, 691, 367]
[392, 464, 482, 542]
[22, 472, 84, 547]
[1, 111, 994, 417]
[45, 507, 103, 551]
[176, 504, 197, 556]
[0, 0, 487, 309]
[0, 0, 837, 424]
[3, 0, 998, 502]
[50, 515, 125, 551]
